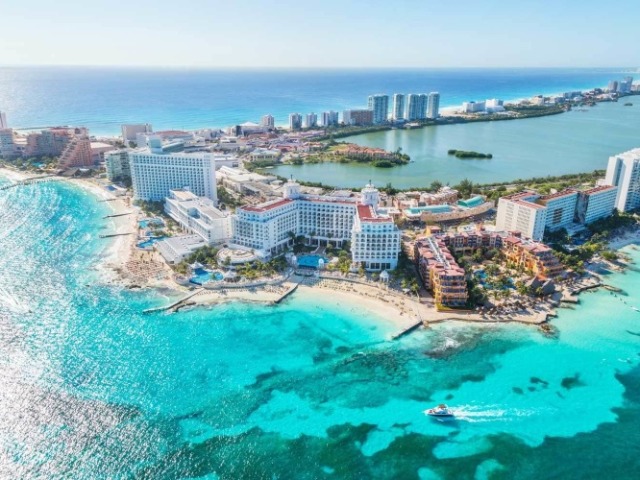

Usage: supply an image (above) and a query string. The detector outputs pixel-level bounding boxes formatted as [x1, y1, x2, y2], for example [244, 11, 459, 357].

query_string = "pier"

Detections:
[273, 282, 299, 304]
[391, 320, 423, 340]
[0, 174, 58, 191]
[143, 288, 203, 314]
[99, 232, 134, 238]
[103, 212, 134, 219]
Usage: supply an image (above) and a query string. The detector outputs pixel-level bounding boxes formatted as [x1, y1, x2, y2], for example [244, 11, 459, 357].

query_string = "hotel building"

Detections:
[414, 236, 468, 308]
[231, 180, 400, 271]
[367, 94, 389, 124]
[321, 111, 339, 127]
[574, 185, 618, 224]
[58, 136, 94, 168]
[427, 92, 440, 119]
[129, 138, 217, 202]
[605, 148, 640, 212]
[536, 190, 579, 232]
[392, 94, 405, 121]
[405, 94, 426, 121]
[122, 124, 152, 146]
[304, 113, 318, 129]
[342, 109, 374, 126]
[288, 113, 302, 130]
[164, 189, 232, 245]
[496, 192, 547, 241]
[0, 129, 16, 158]
[502, 235, 563, 279]
[0, 111, 7, 129]
[105, 150, 131, 183]
[261, 114, 275, 129]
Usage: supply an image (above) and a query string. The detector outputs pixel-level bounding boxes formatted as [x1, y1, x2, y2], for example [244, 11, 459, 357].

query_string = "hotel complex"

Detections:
[232, 180, 401, 271]
[496, 185, 617, 240]
[415, 229, 563, 308]
[129, 137, 217, 202]
[605, 148, 640, 212]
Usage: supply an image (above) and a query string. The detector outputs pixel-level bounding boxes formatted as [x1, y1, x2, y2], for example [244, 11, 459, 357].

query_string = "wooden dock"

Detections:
[0, 174, 58, 191]
[273, 283, 299, 304]
[142, 288, 203, 314]
[99, 232, 134, 238]
[103, 212, 134, 219]
[391, 321, 423, 340]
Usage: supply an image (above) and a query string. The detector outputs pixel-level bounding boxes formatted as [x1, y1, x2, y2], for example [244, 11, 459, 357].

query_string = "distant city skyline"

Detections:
[1, 0, 639, 68]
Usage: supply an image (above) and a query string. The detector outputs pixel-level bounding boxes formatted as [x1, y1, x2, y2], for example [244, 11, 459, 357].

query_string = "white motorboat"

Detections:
[424, 404, 454, 417]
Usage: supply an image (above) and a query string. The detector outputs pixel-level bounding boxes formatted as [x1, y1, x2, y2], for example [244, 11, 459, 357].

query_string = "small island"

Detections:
[624, 102, 633, 106]
[447, 149, 493, 159]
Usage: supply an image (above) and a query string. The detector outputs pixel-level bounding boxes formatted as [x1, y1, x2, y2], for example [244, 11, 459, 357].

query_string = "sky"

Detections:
[0, 0, 638, 68]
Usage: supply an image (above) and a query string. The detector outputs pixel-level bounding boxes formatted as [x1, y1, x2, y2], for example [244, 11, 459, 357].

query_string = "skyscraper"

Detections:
[392, 94, 405, 121]
[261, 114, 275, 128]
[288, 113, 302, 130]
[304, 112, 318, 128]
[619, 77, 634, 94]
[405, 94, 421, 121]
[321, 111, 339, 127]
[605, 148, 640, 211]
[367, 94, 389, 124]
[0, 111, 7, 129]
[418, 94, 428, 119]
[427, 92, 440, 119]
[608, 80, 619, 93]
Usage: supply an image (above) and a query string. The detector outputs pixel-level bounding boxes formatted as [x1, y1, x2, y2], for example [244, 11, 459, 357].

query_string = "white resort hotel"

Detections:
[129, 137, 217, 202]
[232, 180, 402, 271]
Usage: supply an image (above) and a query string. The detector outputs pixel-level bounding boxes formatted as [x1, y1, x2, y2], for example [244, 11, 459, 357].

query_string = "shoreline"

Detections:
[0, 165, 631, 335]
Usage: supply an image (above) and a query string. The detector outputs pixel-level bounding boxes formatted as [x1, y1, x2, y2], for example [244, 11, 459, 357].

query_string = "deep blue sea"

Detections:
[2, 173, 640, 479]
[0, 67, 634, 136]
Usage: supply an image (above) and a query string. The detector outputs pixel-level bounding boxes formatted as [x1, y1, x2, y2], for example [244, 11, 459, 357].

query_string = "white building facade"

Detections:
[164, 189, 232, 245]
[231, 181, 401, 270]
[130, 146, 217, 202]
[392, 94, 405, 121]
[105, 150, 131, 183]
[367, 94, 389, 124]
[605, 148, 640, 212]
[496, 192, 547, 241]
[537, 190, 579, 232]
[122, 124, 152, 145]
[575, 185, 618, 224]
[427, 92, 440, 119]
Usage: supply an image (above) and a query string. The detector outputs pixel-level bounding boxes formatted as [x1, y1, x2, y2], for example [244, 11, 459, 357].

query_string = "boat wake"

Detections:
[450, 404, 536, 422]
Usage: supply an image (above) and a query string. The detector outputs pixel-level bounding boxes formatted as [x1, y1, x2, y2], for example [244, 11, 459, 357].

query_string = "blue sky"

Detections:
[1, 0, 638, 67]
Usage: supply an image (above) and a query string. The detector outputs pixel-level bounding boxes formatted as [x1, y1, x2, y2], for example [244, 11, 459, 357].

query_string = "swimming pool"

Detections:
[139, 218, 165, 229]
[190, 268, 224, 285]
[406, 205, 452, 215]
[297, 254, 329, 269]
[136, 236, 165, 249]
[458, 196, 484, 208]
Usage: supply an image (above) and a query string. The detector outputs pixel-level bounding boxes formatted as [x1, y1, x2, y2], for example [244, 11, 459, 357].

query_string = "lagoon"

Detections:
[273, 101, 640, 189]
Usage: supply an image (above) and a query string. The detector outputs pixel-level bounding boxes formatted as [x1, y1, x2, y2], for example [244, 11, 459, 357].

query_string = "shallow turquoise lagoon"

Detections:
[1, 175, 640, 479]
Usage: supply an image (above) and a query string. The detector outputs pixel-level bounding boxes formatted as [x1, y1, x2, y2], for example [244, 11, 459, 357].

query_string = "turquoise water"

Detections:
[2, 174, 640, 478]
[408, 205, 452, 215]
[0, 67, 627, 136]
[137, 236, 165, 249]
[297, 254, 330, 269]
[459, 196, 485, 208]
[274, 101, 640, 188]
[190, 268, 224, 285]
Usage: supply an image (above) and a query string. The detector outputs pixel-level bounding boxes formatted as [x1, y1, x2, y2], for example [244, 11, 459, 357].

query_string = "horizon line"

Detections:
[0, 64, 637, 71]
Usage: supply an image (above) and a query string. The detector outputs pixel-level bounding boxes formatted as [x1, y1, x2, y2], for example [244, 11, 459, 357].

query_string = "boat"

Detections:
[424, 404, 454, 417]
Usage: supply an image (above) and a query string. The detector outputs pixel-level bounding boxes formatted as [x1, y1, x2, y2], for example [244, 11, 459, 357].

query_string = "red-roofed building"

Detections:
[414, 236, 468, 308]
[232, 180, 400, 270]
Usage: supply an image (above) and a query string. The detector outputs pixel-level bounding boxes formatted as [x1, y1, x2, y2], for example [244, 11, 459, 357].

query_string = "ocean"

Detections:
[2, 172, 640, 478]
[0, 67, 633, 136]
